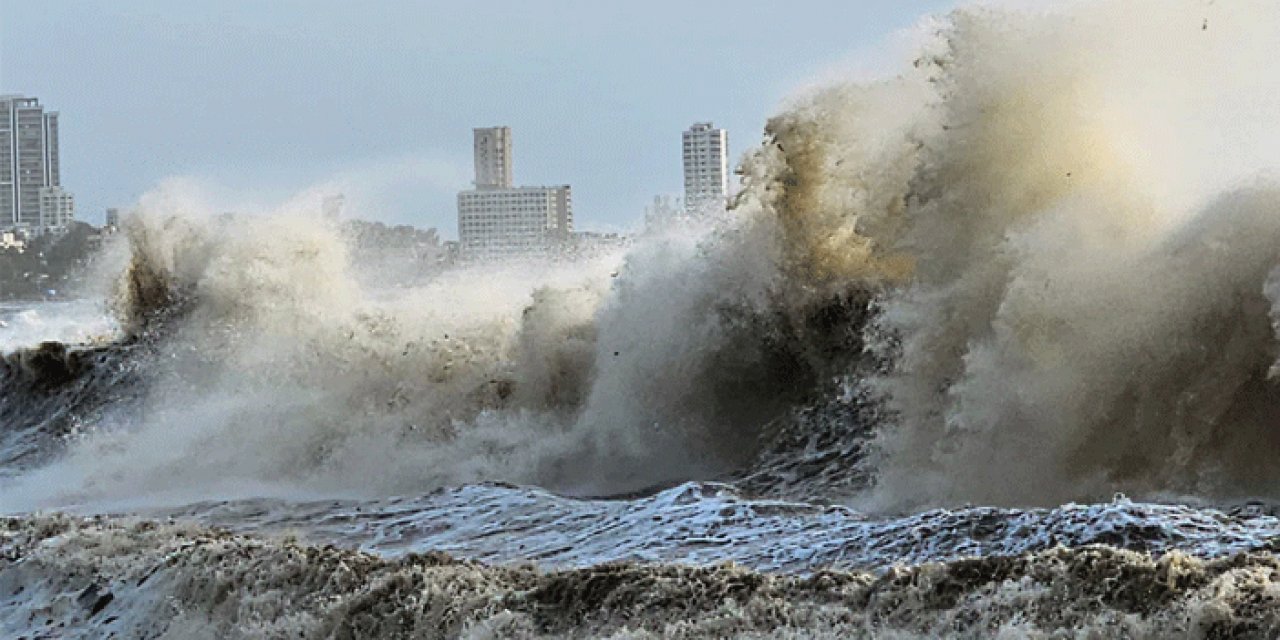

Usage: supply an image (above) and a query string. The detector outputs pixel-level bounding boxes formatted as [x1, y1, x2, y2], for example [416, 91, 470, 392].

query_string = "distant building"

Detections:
[682, 122, 728, 214]
[322, 194, 345, 221]
[0, 95, 64, 231]
[473, 126, 513, 189]
[38, 186, 75, 232]
[0, 230, 25, 252]
[442, 240, 461, 262]
[105, 207, 121, 232]
[458, 185, 572, 258]
[457, 127, 573, 259]
[570, 230, 629, 256]
[643, 194, 684, 231]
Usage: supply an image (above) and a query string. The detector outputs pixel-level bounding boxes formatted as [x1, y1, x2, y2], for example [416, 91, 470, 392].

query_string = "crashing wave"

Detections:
[7, 0, 1280, 515]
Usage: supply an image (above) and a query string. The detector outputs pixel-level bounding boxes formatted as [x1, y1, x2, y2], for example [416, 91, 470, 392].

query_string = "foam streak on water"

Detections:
[147, 484, 1280, 573]
[0, 301, 116, 352]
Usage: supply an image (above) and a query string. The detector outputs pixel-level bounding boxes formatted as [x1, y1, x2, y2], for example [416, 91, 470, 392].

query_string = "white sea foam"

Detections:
[0, 301, 117, 352]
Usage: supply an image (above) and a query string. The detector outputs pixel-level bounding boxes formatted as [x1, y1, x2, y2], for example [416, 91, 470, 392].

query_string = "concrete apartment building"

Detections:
[457, 127, 572, 259]
[682, 122, 729, 214]
[38, 186, 75, 231]
[472, 125, 513, 189]
[1, 95, 70, 232]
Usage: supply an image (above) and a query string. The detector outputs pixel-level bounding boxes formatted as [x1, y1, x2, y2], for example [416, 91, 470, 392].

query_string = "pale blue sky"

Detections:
[0, 1, 955, 235]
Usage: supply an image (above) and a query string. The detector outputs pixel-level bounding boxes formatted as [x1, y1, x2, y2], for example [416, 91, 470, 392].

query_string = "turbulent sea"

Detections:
[10, 2, 1280, 637]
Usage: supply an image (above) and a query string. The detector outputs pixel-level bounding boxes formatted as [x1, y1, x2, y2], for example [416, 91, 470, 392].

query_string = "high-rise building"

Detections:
[105, 207, 121, 232]
[0, 95, 64, 230]
[682, 122, 729, 214]
[457, 126, 572, 259]
[38, 186, 75, 232]
[473, 126, 512, 189]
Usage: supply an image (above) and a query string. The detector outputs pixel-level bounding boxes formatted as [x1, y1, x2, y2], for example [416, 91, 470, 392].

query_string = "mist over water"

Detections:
[2, 185, 799, 509]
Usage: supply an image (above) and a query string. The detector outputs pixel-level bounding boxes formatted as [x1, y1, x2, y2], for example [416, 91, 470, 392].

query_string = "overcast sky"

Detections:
[0, 0, 956, 235]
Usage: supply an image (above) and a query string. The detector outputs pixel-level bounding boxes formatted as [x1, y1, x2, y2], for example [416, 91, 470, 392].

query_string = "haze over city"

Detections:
[0, 0, 954, 233]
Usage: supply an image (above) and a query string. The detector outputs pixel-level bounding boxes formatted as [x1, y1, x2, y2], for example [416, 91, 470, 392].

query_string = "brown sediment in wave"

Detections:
[5, 514, 1280, 639]
[737, 88, 918, 293]
[720, 0, 1280, 509]
[110, 214, 194, 339]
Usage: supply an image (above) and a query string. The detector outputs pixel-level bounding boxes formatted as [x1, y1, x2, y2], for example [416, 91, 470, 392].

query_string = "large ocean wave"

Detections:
[5, 0, 1280, 514]
[7, 3, 1280, 635]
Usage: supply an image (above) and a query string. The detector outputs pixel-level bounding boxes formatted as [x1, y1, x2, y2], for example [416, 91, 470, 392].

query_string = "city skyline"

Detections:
[0, 1, 957, 233]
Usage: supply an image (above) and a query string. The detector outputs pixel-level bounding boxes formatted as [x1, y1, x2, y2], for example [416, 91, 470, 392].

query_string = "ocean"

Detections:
[6, 1, 1280, 637]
